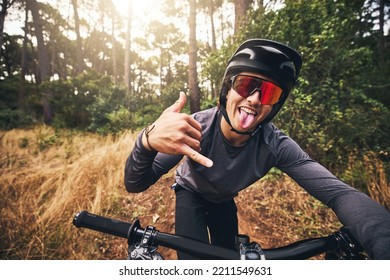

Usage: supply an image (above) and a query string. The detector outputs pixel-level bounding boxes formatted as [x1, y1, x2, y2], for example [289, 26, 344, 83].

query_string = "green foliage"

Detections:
[0, 76, 38, 129]
[1, 34, 23, 78]
[41, 73, 95, 129]
[260, 167, 284, 182]
[36, 132, 60, 151]
[200, 98, 218, 110]
[95, 106, 134, 135]
[201, 43, 237, 94]
[201, 0, 390, 186]
[0, 109, 35, 130]
[133, 103, 163, 128]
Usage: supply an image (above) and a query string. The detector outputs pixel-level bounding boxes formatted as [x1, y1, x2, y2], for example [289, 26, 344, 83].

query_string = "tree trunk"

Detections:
[112, 18, 117, 85]
[378, 0, 385, 68]
[209, 1, 217, 51]
[19, 1, 29, 112]
[27, 0, 53, 124]
[208, 1, 218, 99]
[219, 6, 225, 44]
[0, 2, 6, 60]
[71, 0, 84, 74]
[234, 0, 253, 35]
[189, 0, 200, 113]
[125, 0, 133, 94]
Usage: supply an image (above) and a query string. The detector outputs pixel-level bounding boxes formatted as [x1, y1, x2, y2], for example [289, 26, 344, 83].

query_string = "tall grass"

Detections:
[1, 127, 386, 260]
[0, 126, 135, 259]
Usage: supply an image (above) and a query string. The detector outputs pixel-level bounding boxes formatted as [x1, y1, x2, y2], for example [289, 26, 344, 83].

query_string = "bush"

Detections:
[0, 77, 38, 129]
[96, 106, 134, 135]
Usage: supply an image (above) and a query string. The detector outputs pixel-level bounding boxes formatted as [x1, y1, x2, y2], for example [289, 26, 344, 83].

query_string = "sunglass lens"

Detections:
[232, 75, 282, 105]
[260, 81, 283, 104]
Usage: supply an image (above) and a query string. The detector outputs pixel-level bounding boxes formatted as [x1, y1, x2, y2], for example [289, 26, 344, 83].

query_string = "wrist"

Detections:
[142, 123, 156, 152]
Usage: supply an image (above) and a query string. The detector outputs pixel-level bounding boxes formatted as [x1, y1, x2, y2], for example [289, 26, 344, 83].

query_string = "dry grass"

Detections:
[236, 178, 341, 250]
[3, 126, 383, 260]
[0, 126, 134, 259]
[364, 152, 390, 210]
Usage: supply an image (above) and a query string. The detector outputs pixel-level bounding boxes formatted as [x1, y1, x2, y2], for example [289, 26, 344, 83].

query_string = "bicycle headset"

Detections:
[219, 38, 303, 136]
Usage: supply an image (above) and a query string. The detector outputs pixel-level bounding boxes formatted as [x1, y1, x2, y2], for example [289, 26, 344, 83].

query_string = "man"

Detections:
[124, 39, 390, 259]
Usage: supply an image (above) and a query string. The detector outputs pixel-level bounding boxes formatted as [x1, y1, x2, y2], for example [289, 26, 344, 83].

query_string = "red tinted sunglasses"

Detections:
[231, 75, 283, 105]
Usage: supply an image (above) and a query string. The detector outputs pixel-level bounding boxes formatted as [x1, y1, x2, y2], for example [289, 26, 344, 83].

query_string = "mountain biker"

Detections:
[124, 39, 390, 260]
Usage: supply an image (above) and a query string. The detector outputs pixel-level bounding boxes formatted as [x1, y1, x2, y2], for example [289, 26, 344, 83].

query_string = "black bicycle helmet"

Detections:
[219, 39, 302, 135]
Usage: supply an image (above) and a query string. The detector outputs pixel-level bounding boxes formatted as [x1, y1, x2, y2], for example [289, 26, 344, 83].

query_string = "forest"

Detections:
[0, 0, 389, 260]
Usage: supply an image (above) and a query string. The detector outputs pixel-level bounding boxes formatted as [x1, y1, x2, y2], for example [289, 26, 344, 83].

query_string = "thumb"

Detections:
[166, 91, 186, 113]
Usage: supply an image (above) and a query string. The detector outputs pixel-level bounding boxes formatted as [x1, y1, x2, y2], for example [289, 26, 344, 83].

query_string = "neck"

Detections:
[220, 116, 250, 146]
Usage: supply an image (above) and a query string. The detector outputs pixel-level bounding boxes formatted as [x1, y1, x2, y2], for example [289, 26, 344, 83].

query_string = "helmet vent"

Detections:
[235, 49, 255, 59]
[280, 61, 296, 77]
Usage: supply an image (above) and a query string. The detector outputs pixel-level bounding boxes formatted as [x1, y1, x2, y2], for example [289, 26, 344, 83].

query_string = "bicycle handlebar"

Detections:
[73, 210, 365, 260]
[73, 211, 238, 259]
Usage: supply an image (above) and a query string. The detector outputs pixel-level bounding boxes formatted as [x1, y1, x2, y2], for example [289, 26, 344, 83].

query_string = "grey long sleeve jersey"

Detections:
[125, 107, 390, 259]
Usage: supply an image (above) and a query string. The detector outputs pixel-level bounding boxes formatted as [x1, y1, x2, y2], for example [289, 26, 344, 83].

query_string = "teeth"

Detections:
[240, 107, 257, 115]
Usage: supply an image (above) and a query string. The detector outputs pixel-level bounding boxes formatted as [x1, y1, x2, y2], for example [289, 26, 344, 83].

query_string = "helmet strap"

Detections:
[219, 106, 261, 137]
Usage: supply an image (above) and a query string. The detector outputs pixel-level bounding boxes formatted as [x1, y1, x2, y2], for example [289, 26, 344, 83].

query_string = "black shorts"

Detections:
[173, 184, 238, 260]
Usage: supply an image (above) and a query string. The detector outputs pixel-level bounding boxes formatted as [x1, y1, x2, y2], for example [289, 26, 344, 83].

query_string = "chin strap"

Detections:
[219, 106, 261, 137]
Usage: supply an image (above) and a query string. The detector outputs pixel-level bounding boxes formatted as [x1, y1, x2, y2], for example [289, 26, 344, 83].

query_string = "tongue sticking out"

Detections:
[239, 109, 255, 129]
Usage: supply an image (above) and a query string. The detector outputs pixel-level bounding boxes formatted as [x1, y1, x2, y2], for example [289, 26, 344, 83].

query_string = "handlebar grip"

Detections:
[264, 236, 339, 260]
[73, 211, 131, 239]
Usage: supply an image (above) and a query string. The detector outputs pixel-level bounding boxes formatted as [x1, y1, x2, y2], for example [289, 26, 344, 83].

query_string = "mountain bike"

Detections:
[72, 210, 368, 260]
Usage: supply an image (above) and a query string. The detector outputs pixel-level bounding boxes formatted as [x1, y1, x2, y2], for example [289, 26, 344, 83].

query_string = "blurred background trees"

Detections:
[1, 0, 389, 187]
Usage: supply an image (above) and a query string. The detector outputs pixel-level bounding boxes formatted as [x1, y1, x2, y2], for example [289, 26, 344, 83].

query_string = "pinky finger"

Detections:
[182, 146, 213, 168]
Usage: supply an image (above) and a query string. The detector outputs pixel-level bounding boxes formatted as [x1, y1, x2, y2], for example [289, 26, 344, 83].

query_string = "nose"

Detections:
[246, 90, 262, 105]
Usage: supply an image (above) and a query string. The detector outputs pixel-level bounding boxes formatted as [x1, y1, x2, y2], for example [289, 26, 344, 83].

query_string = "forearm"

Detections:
[124, 131, 159, 193]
